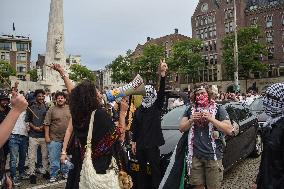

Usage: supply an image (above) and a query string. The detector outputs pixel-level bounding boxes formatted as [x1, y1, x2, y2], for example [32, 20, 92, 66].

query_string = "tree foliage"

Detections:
[0, 60, 16, 88]
[69, 64, 96, 82]
[28, 69, 38, 82]
[222, 26, 268, 80]
[168, 39, 203, 83]
[134, 44, 164, 84]
[109, 50, 134, 83]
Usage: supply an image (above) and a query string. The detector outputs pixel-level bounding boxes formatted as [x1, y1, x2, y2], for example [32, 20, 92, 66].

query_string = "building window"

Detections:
[204, 41, 209, 51]
[212, 15, 216, 23]
[209, 27, 213, 38]
[282, 30, 284, 40]
[16, 43, 28, 51]
[250, 0, 258, 10]
[213, 26, 217, 37]
[16, 64, 27, 73]
[209, 41, 213, 51]
[266, 16, 273, 28]
[214, 54, 218, 64]
[213, 69, 217, 81]
[0, 42, 11, 50]
[268, 0, 278, 6]
[17, 75, 25, 80]
[204, 17, 208, 25]
[196, 19, 199, 27]
[282, 16, 284, 26]
[200, 19, 204, 26]
[268, 47, 274, 60]
[200, 29, 204, 39]
[213, 41, 217, 50]
[0, 52, 10, 61]
[204, 56, 209, 66]
[251, 18, 258, 26]
[229, 21, 234, 32]
[196, 30, 200, 39]
[17, 53, 27, 62]
[204, 28, 208, 39]
[208, 16, 212, 24]
[266, 31, 273, 43]
[225, 23, 229, 33]
[209, 54, 214, 64]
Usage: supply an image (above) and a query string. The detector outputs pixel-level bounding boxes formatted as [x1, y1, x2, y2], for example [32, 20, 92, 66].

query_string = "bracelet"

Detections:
[61, 151, 67, 155]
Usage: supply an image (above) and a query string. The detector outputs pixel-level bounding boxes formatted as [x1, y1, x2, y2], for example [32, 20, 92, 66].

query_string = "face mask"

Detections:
[196, 93, 209, 107]
[142, 85, 157, 108]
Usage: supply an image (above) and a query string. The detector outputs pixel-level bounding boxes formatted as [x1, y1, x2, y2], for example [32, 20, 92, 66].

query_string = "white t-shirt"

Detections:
[11, 111, 28, 136]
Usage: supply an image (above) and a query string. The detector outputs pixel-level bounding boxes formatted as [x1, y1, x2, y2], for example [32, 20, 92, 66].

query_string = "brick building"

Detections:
[132, 29, 190, 59]
[192, 0, 284, 82]
[0, 34, 32, 80]
[131, 29, 191, 88]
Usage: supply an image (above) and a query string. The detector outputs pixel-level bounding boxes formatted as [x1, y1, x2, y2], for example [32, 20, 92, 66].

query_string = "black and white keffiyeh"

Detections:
[141, 85, 157, 108]
[262, 83, 284, 127]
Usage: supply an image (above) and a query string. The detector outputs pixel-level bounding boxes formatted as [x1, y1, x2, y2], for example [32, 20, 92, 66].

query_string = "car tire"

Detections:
[251, 132, 263, 158]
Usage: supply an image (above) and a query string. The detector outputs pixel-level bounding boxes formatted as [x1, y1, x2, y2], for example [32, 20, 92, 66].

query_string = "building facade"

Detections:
[0, 35, 32, 80]
[131, 29, 191, 88]
[192, 0, 284, 83]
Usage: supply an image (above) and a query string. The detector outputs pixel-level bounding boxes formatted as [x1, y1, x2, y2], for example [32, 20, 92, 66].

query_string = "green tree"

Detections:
[109, 50, 134, 84]
[0, 60, 16, 88]
[133, 44, 164, 84]
[168, 39, 203, 83]
[69, 64, 96, 82]
[222, 26, 268, 80]
[28, 69, 38, 82]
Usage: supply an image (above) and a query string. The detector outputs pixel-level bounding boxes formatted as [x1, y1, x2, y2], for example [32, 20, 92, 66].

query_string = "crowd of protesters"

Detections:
[0, 86, 72, 187]
[0, 60, 283, 189]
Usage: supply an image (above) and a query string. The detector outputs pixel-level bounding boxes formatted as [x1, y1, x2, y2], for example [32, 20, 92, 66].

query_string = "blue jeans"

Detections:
[47, 141, 68, 178]
[8, 134, 28, 179]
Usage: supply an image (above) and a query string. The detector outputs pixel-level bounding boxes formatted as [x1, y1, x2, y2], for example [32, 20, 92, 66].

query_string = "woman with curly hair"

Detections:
[50, 64, 129, 189]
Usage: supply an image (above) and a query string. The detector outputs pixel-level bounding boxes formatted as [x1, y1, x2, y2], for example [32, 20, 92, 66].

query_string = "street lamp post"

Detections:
[233, 0, 239, 92]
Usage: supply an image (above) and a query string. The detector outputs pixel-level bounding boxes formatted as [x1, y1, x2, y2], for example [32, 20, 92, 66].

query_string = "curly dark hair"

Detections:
[55, 91, 66, 99]
[190, 83, 214, 105]
[69, 80, 100, 128]
[34, 89, 45, 97]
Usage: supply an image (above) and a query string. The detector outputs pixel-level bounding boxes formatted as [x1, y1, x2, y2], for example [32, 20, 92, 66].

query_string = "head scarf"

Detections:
[262, 82, 284, 127]
[141, 85, 157, 108]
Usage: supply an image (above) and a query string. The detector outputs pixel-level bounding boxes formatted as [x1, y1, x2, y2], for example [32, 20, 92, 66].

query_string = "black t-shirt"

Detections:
[183, 105, 230, 160]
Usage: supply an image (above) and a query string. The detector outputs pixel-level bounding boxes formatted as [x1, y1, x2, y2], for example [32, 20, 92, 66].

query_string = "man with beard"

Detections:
[25, 89, 49, 184]
[131, 59, 168, 189]
[255, 83, 284, 189]
[177, 83, 233, 189]
[44, 92, 71, 182]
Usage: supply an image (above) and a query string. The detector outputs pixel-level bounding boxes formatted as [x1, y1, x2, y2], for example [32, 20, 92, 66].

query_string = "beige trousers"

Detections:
[27, 137, 49, 175]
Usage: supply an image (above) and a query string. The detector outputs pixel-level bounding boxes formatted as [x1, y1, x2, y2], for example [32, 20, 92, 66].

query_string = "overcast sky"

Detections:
[0, 0, 199, 70]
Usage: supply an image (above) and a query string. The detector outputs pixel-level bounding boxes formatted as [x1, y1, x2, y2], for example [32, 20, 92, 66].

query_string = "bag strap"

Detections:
[85, 110, 96, 149]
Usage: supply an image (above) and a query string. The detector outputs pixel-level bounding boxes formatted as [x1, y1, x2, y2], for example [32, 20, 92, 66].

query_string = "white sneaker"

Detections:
[49, 177, 56, 183]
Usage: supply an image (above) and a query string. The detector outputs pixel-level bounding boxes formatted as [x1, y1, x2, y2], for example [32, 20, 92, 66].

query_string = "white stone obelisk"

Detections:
[42, 0, 65, 91]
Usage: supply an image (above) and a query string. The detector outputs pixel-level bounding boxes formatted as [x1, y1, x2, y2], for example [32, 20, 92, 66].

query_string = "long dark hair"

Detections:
[69, 80, 100, 128]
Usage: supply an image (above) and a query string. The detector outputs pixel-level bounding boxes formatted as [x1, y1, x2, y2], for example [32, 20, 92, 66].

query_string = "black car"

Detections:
[249, 96, 269, 128]
[128, 101, 262, 188]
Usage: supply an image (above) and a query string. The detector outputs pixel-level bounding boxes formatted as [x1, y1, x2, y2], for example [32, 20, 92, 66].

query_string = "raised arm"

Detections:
[156, 59, 168, 109]
[0, 95, 28, 147]
[50, 63, 74, 93]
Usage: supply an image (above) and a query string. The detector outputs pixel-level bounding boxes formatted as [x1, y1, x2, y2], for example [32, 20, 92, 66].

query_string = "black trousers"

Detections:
[136, 146, 161, 189]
